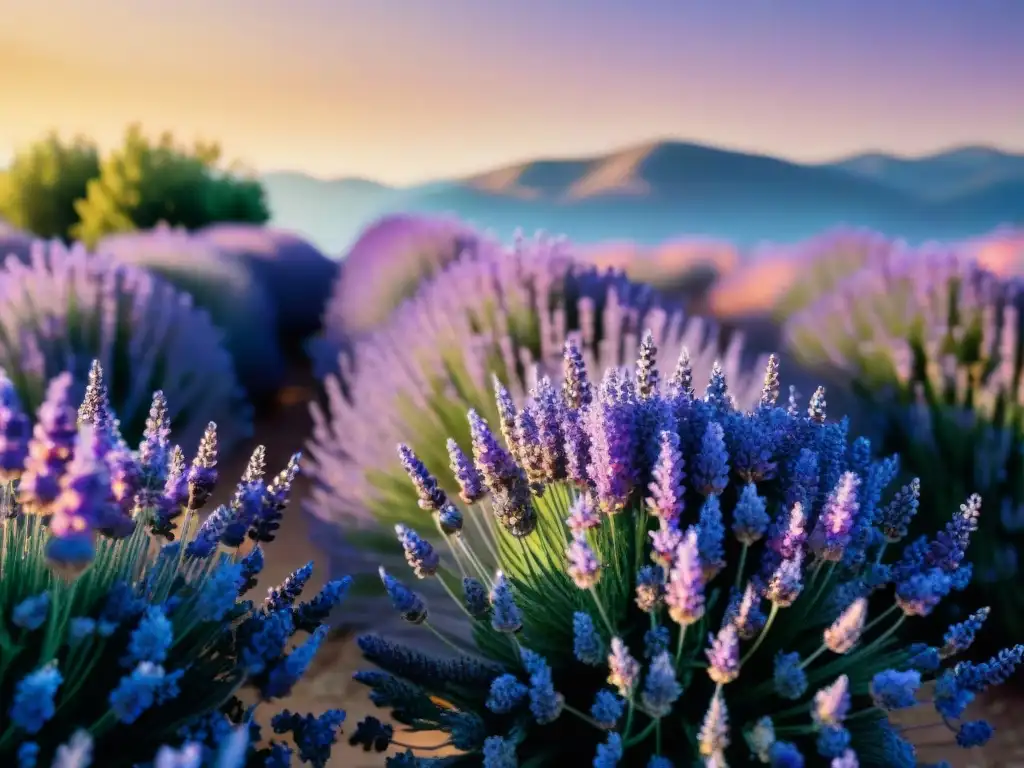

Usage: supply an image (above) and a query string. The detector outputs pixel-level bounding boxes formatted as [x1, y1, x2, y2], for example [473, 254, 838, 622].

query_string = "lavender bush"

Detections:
[96, 227, 286, 401]
[354, 333, 1021, 767]
[0, 366, 349, 767]
[197, 223, 338, 344]
[304, 233, 767, 628]
[0, 240, 251, 451]
[0, 222, 33, 263]
[310, 214, 480, 375]
[768, 228, 900, 320]
[783, 246, 1024, 642]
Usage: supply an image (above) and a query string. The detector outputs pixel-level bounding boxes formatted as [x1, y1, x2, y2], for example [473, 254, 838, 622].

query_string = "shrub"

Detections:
[197, 223, 339, 345]
[783, 246, 1024, 644]
[353, 333, 1021, 766]
[310, 214, 480, 376]
[0, 240, 251, 451]
[96, 227, 286, 403]
[304, 233, 767, 633]
[0, 366, 349, 766]
[767, 228, 900, 320]
[0, 133, 100, 241]
[71, 124, 268, 249]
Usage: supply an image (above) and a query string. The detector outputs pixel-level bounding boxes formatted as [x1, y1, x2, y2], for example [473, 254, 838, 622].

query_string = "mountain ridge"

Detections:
[252, 139, 1024, 253]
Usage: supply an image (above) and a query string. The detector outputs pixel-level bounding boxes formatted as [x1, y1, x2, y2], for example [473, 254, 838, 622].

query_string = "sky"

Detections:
[2, 0, 1022, 185]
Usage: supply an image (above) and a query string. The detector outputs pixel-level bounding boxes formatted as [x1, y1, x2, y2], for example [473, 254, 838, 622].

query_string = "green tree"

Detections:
[0, 133, 100, 240]
[71, 124, 269, 247]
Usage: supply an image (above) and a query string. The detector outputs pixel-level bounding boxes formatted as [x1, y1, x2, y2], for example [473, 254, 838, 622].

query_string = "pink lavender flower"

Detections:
[566, 532, 601, 589]
[646, 430, 685, 524]
[812, 472, 861, 562]
[813, 675, 851, 727]
[566, 493, 601, 533]
[665, 528, 705, 626]
[19, 373, 78, 510]
[606, 638, 640, 697]
[706, 623, 740, 684]
[824, 598, 868, 654]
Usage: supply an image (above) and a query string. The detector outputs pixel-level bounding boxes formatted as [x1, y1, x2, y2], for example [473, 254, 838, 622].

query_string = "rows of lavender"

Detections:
[1, 214, 1022, 766]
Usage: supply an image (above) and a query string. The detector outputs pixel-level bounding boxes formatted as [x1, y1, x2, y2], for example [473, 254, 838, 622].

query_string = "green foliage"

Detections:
[0, 133, 100, 241]
[71, 125, 268, 248]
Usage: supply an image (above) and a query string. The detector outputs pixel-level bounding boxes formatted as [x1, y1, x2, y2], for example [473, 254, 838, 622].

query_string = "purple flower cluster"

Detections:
[304, 230, 769, 635]
[0, 368, 349, 765]
[96, 226, 285, 401]
[782, 242, 1024, 640]
[0, 238, 251, 450]
[354, 330, 1019, 767]
[196, 223, 338, 342]
[310, 214, 482, 373]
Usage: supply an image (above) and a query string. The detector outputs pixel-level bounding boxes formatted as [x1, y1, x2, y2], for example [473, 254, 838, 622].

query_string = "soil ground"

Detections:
[231, 364, 1024, 767]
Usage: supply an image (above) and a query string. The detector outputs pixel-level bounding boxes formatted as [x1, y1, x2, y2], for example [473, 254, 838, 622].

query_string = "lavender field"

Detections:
[2, 210, 1024, 766]
[4, 5, 1023, 762]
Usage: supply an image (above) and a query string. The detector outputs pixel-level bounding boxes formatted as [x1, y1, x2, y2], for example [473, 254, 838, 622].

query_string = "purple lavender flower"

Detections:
[395, 524, 441, 578]
[696, 496, 726, 578]
[641, 651, 681, 717]
[566, 532, 602, 589]
[698, 692, 730, 758]
[311, 214, 480, 366]
[766, 553, 805, 607]
[812, 472, 861, 562]
[397, 443, 448, 512]
[447, 438, 485, 504]
[96, 227, 284, 401]
[0, 239, 250, 449]
[489, 571, 522, 633]
[18, 372, 78, 510]
[647, 430, 685, 524]
[379, 567, 427, 624]
[649, 518, 683, 567]
[0, 369, 31, 481]
[732, 483, 770, 545]
[586, 370, 638, 514]
[691, 421, 729, 497]
[561, 336, 592, 410]
[665, 528, 705, 626]
[824, 598, 867, 654]
[566, 493, 601, 533]
[728, 582, 767, 640]
[606, 638, 640, 697]
[813, 675, 851, 727]
[197, 223, 337, 342]
[706, 623, 740, 684]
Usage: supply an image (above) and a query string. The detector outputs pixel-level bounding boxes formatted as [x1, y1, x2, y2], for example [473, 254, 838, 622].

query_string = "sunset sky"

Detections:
[3, 0, 1022, 185]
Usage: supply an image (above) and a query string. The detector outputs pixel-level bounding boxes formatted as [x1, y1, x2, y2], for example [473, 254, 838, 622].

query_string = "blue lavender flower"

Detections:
[486, 674, 529, 714]
[0, 372, 345, 765]
[870, 669, 921, 711]
[355, 337, 1013, 766]
[590, 690, 625, 729]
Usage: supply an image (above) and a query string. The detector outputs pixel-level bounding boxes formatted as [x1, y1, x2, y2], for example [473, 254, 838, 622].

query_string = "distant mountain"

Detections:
[825, 145, 1024, 201]
[261, 140, 1024, 255]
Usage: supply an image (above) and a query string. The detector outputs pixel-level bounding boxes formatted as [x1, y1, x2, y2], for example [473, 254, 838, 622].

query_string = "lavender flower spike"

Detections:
[665, 528, 706, 626]
[824, 598, 868, 654]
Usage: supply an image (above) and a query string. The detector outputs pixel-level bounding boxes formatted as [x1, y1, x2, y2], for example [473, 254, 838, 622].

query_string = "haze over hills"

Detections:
[259, 140, 1023, 254]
